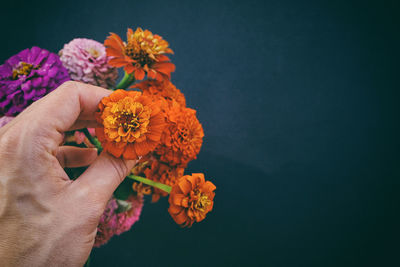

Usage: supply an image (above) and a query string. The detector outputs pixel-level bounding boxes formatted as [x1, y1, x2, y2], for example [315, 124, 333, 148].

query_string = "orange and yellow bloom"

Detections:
[94, 26, 215, 230]
[95, 89, 166, 160]
[168, 173, 216, 227]
[105, 28, 175, 81]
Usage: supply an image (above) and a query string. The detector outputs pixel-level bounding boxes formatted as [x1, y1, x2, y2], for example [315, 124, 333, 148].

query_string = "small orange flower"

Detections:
[131, 154, 184, 202]
[131, 153, 152, 175]
[156, 103, 204, 167]
[95, 89, 166, 160]
[132, 182, 152, 196]
[134, 79, 186, 108]
[143, 159, 184, 202]
[168, 173, 216, 227]
[105, 27, 175, 81]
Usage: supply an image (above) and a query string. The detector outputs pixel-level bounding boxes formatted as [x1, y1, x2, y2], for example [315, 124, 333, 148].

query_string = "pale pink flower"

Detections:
[59, 38, 118, 88]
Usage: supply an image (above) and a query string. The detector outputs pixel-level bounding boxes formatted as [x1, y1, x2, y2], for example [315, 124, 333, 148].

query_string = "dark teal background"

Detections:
[1, 0, 399, 266]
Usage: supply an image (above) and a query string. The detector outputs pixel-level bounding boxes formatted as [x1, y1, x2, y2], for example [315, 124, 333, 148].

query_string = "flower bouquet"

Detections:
[0, 27, 216, 250]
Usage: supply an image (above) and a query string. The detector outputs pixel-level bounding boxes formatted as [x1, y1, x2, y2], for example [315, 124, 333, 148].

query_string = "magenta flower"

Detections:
[94, 195, 143, 247]
[0, 47, 70, 116]
[59, 38, 118, 88]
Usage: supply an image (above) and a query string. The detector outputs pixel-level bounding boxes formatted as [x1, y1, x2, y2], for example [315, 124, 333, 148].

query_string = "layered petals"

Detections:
[0, 47, 70, 116]
[133, 79, 186, 108]
[94, 195, 143, 247]
[168, 173, 216, 227]
[95, 90, 166, 160]
[131, 154, 184, 202]
[59, 38, 118, 88]
[104, 27, 175, 81]
[155, 103, 204, 167]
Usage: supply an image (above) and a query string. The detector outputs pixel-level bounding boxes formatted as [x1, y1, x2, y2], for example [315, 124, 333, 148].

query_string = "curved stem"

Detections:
[127, 174, 171, 194]
[81, 129, 171, 194]
[115, 71, 135, 89]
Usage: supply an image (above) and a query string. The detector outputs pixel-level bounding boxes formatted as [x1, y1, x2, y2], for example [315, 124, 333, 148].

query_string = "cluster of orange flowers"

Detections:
[95, 28, 216, 227]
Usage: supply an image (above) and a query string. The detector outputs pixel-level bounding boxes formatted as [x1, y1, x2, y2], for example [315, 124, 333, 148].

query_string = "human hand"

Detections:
[0, 81, 137, 266]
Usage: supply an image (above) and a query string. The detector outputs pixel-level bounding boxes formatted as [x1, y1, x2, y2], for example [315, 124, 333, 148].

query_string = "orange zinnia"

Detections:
[131, 154, 184, 202]
[168, 173, 216, 227]
[134, 79, 186, 108]
[105, 27, 175, 81]
[95, 89, 166, 160]
[143, 159, 184, 202]
[155, 103, 204, 167]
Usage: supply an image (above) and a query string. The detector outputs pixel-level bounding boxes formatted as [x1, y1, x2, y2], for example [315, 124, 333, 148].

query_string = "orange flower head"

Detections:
[105, 27, 175, 81]
[131, 154, 184, 202]
[95, 90, 166, 160]
[134, 79, 186, 108]
[168, 173, 216, 227]
[129, 28, 173, 59]
[143, 159, 185, 202]
[156, 104, 204, 167]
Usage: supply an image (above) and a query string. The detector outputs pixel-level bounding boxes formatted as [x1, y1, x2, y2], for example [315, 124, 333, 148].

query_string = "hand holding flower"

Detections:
[0, 81, 137, 266]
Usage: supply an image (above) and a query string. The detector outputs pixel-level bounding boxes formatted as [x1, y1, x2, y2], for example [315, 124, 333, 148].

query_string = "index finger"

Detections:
[22, 81, 111, 132]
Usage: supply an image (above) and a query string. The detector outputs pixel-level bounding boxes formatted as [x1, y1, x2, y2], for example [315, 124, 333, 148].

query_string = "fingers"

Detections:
[19, 81, 111, 136]
[69, 120, 101, 131]
[71, 152, 137, 204]
[56, 146, 98, 168]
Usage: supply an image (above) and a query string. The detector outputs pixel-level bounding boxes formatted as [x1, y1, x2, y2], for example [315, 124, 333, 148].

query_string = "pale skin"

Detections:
[0, 81, 137, 266]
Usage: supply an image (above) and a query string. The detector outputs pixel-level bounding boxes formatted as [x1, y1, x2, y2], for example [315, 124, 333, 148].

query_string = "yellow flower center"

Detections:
[103, 97, 152, 143]
[124, 42, 154, 67]
[12, 62, 36, 79]
[133, 28, 171, 56]
[193, 191, 211, 213]
[124, 28, 172, 67]
[86, 47, 100, 58]
[117, 110, 141, 131]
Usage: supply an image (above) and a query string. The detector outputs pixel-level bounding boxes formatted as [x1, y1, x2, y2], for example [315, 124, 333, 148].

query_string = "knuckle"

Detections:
[59, 80, 81, 95]
[109, 157, 129, 179]
[62, 80, 79, 89]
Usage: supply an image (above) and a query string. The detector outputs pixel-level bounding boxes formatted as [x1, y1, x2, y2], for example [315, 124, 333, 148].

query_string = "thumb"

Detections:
[72, 151, 137, 205]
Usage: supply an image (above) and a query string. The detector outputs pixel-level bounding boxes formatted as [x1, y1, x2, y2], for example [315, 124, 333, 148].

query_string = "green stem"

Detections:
[81, 128, 171, 194]
[127, 174, 171, 194]
[115, 71, 135, 89]
[82, 128, 102, 154]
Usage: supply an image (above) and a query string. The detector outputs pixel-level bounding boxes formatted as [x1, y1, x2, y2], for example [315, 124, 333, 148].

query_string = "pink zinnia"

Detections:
[74, 128, 95, 144]
[94, 195, 143, 247]
[59, 38, 118, 88]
